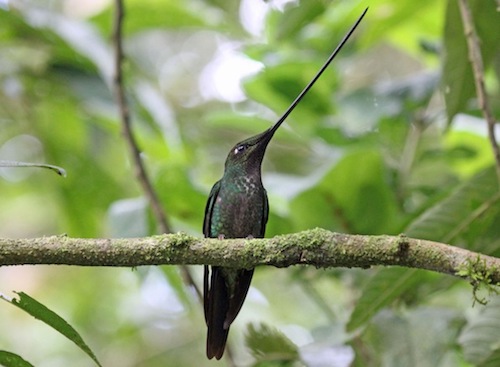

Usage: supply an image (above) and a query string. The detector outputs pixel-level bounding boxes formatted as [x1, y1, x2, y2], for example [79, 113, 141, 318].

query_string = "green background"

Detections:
[1, 0, 500, 366]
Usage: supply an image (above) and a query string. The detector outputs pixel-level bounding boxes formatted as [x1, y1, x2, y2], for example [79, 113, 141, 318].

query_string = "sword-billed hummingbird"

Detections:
[203, 8, 367, 360]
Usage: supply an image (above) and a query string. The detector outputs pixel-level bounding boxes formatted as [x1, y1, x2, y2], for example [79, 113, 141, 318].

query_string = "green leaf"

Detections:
[245, 323, 300, 366]
[155, 164, 206, 229]
[442, 0, 473, 122]
[349, 167, 499, 330]
[444, 131, 494, 177]
[0, 292, 102, 367]
[91, 0, 209, 34]
[291, 149, 403, 235]
[405, 166, 500, 246]
[346, 268, 425, 331]
[479, 349, 500, 367]
[321, 149, 401, 234]
[442, 0, 500, 122]
[266, 0, 327, 42]
[0, 351, 34, 367]
[290, 189, 345, 232]
[347, 166, 499, 334]
[458, 296, 500, 365]
[358, 307, 462, 367]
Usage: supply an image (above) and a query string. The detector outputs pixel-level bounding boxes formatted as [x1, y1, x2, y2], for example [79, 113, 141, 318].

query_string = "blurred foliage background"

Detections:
[1, 0, 500, 366]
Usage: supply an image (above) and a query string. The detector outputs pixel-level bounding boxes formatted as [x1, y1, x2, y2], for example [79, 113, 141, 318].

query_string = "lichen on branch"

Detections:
[1, 229, 499, 288]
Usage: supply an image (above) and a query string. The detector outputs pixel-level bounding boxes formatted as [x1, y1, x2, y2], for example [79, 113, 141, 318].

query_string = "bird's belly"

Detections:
[210, 191, 265, 238]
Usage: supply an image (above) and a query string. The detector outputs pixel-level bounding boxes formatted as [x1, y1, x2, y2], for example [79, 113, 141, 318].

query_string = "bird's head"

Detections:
[223, 121, 282, 174]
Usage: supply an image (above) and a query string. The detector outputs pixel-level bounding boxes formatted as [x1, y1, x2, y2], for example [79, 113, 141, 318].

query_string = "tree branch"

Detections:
[1, 229, 499, 285]
[112, 0, 172, 234]
[111, 0, 202, 302]
[458, 0, 500, 186]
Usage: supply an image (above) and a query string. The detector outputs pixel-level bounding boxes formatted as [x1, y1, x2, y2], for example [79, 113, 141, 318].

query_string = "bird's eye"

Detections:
[234, 144, 247, 155]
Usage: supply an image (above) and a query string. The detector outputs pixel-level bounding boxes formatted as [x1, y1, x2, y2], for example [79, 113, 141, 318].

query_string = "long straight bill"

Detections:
[267, 7, 368, 136]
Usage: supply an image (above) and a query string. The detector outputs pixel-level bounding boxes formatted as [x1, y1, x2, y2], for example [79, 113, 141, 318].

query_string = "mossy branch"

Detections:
[1, 229, 500, 286]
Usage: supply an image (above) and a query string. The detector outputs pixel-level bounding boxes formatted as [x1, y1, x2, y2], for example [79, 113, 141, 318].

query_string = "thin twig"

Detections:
[112, 0, 170, 234]
[112, 0, 202, 301]
[458, 0, 500, 186]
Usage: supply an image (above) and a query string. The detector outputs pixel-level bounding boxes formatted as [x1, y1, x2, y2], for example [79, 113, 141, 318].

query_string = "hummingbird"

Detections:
[203, 8, 368, 360]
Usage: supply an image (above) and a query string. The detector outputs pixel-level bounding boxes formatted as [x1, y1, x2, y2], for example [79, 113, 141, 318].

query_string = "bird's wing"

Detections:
[261, 189, 269, 238]
[203, 180, 221, 324]
[203, 180, 221, 238]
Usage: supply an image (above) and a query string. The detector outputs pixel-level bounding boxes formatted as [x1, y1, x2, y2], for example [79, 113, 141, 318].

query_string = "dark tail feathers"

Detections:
[204, 266, 254, 359]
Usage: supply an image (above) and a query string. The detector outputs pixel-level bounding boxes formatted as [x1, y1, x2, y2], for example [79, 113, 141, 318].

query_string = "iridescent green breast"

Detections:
[209, 174, 268, 239]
